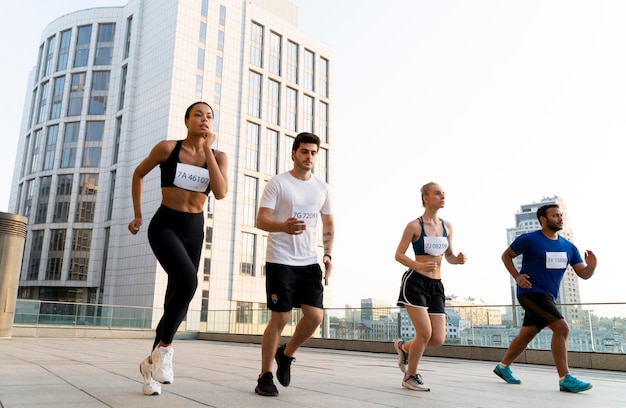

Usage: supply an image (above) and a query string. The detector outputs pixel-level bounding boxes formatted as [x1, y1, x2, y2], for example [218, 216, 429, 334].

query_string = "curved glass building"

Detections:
[9, 0, 334, 331]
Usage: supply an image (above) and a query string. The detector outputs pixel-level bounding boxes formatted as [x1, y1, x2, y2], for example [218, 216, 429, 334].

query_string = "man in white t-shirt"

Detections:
[254, 132, 334, 397]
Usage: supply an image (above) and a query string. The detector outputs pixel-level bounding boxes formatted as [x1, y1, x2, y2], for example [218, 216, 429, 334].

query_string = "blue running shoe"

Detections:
[493, 364, 521, 384]
[559, 374, 592, 393]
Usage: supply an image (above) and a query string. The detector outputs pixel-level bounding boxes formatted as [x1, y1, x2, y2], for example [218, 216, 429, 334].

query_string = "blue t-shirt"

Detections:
[510, 230, 583, 302]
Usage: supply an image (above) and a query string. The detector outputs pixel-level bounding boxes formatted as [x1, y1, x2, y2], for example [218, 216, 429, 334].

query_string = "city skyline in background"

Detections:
[1, 1, 625, 316]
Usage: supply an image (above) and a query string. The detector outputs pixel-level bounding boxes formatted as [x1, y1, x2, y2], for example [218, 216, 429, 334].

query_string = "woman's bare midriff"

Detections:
[161, 188, 206, 213]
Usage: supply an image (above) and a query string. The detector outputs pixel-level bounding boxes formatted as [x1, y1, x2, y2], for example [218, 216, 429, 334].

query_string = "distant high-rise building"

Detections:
[9, 0, 334, 333]
[505, 196, 585, 329]
[360, 298, 392, 321]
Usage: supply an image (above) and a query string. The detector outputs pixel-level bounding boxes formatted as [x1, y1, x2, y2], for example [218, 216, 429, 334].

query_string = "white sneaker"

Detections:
[139, 357, 161, 395]
[151, 346, 174, 384]
[402, 373, 430, 391]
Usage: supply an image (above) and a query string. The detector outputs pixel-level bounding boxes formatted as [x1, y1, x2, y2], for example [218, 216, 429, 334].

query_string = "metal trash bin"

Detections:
[0, 212, 28, 338]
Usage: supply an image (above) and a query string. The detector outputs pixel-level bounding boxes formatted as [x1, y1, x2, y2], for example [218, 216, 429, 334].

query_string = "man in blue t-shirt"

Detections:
[493, 204, 597, 393]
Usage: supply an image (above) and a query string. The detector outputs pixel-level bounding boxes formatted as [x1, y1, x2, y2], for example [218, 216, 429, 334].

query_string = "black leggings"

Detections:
[148, 205, 204, 349]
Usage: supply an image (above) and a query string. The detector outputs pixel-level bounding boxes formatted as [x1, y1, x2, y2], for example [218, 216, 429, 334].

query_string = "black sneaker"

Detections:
[255, 372, 278, 396]
[275, 344, 295, 387]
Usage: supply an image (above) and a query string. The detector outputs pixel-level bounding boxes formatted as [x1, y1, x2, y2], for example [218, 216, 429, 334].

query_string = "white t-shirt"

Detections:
[259, 171, 332, 265]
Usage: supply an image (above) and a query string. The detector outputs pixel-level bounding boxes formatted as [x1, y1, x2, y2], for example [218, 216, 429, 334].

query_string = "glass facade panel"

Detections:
[242, 176, 257, 227]
[287, 41, 298, 83]
[265, 129, 278, 176]
[304, 49, 315, 91]
[267, 79, 280, 125]
[240, 233, 256, 276]
[269, 32, 281, 76]
[250, 22, 263, 67]
[56, 29, 72, 71]
[75, 173, 98, 222]
[49, 76, 65, 120]
[43, 125, 58, 171]
[34, 176, 52, 224]
[248, 71, 261, 118]
[88, 71, 110, 115]
[94, 23, 115, 65]
[74, 25, 92, 68]
[53, 174, 73, 223]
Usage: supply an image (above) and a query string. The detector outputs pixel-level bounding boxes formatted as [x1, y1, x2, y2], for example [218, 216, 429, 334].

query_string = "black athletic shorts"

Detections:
[265, 262, 324, 312]
[518, 292, 564, 331]
[396, 269, 445, 314]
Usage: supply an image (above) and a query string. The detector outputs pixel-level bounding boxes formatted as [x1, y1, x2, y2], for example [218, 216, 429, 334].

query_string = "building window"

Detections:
[69, 229, 92, 281]
[49, 76, 65, 120]
[303, 94, 314, 133]
[106, 171, 116, 221]
[53, 174, 73, 222]
[34, 176, 52, 224]
[250, 22, 263, 68]
[197, 47, 205, 70]
[219, 5, 226, 25]
[124, 17, 133, 60]
[319, 101, 329, 144]
[243, 176, 258, 227]
[75, 173, 98, 223]
[240, 232, 256, 276]
[216, 56, 223, 77]
[320, 57, 329, 98]
[22, 180, 34, 219]
[74, 25, 92, 68]
[317, 147, 328, 183]
[265, 129, 278, 176]
[248, 71, 262, 118]
[267, 79, 280, 125]
[43, 125, 58, 171]
[286, 41, 298, 84]
[37, 81, 49, 124]
[82, 121, 104, 167]
[217, 29, 224, 51]
[283, 135, 294, 173]
[245, 122, 260, 171]
[118, 65, 127, 110]
[303, 49, 315, 92]
[269, 32, 281, 76]
[113, 117, 122, 164]
[88, 71, 110, 115]
[94, 23, 115, 65]
[60, 122, 79, 168]
[56, 29, 72, 71]
[236, 301, 253, 323]
[29, 129, 42, 174]
[43, 35, 56, 78]
[67, 72, 86, 116]
[285, 87, 297, 132]
[27, 230, 44, 280]
[46, 229, 66, 280]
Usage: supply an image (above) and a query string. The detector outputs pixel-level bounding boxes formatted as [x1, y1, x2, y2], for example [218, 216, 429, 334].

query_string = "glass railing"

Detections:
[13, 299, 626, 353]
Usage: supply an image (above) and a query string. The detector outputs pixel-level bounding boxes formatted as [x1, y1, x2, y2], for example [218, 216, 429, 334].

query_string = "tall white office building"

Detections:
[8, 0, 334, 332]
[505, 196, 585, 329]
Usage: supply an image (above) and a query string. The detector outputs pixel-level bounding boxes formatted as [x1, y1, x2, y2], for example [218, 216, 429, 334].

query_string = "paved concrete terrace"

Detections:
[1, 337, 624, 408]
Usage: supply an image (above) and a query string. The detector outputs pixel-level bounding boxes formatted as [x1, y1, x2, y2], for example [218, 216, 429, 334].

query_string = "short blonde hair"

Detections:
[420, 182, 438, 207]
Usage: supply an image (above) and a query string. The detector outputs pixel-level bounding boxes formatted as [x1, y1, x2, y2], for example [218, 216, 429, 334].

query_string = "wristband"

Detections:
[324, 254, 332, 261]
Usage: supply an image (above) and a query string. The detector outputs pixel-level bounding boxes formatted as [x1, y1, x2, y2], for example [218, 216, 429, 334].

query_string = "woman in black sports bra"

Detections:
[128, 101, 228, 395]
[392, 182, 466, 392]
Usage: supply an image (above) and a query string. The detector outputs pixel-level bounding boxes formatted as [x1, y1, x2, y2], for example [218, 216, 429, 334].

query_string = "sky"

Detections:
[1, 1, 625, 317]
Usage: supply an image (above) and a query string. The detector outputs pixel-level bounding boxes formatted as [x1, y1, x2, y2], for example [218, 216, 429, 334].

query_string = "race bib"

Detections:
[292, 204, 318, 228]
[424, 236, 449, 256]
[545, 252, 567, 269]
[173, 163, 210, 192]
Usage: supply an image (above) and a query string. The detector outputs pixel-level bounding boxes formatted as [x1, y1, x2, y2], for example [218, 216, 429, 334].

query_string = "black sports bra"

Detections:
[160, 140, 211, 195]
[412, 217, 449, 256]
